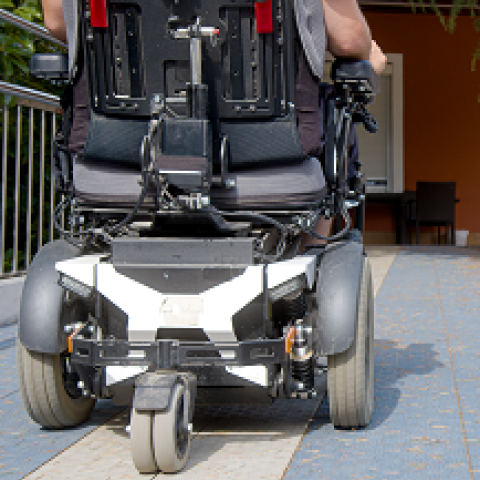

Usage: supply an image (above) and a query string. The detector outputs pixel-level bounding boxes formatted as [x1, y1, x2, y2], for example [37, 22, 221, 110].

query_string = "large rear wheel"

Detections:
[17, 341, 95, 428]
[327, 256, 374, 428]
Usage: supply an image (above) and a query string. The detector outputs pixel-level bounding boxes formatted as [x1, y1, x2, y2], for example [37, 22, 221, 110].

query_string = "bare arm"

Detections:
[322, 0, 387, 75]
[42, 0, 66, 42]
[322, 0, 372, 61]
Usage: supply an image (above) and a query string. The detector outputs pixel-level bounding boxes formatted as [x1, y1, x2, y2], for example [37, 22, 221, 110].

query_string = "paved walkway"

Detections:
[287, 247, 480, 480]
[1, 246, 479, 479]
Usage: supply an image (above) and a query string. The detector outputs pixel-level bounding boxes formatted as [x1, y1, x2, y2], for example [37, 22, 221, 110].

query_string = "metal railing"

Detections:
[1, 9, 66, 277]
[0, 8, 65, 47]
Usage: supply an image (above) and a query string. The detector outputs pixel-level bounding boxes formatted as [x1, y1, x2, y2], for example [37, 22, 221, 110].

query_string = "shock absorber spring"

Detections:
[291, 322, 314, 392]
[284, 292, 307, 323]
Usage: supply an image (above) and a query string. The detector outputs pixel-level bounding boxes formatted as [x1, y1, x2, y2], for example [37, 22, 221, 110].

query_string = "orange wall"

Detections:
[363, 12, 480, 233]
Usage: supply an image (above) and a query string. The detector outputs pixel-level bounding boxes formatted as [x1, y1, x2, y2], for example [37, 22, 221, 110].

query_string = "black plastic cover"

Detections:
[112, 237, 255, 267]
[314, 240, 365, 356]
[29, 53, 68, 80]
[133, 371, 196, 421]
[331, 59, 380, 95]
[19, 240, 82, 354]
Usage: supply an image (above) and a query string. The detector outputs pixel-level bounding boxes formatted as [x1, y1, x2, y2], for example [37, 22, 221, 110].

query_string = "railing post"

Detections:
[50, 114, 56, 242]
[38, 110, 45, 252]
[13, 104, 22, 274]
[1, 100, 8, 275]
[26, 107, 34, 268]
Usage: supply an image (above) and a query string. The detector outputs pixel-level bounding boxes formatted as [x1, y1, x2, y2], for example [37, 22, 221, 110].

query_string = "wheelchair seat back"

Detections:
[81, 0, 305, 172]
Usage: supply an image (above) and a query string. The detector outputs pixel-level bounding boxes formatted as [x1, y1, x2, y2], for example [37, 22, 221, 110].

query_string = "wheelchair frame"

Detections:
[19, 0, 379, 473]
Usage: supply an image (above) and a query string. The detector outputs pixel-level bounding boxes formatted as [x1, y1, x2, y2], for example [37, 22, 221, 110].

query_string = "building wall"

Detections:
[363, 11, 480, 243]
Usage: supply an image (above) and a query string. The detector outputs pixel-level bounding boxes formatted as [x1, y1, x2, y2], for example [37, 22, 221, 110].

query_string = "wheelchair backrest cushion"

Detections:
[64, 0, 327, 172]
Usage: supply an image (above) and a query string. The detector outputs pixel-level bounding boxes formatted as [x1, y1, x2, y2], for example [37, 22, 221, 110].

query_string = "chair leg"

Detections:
[416, 222, 419, 244]
[438, 226, 441, 244]
[452, 223, 456, 246]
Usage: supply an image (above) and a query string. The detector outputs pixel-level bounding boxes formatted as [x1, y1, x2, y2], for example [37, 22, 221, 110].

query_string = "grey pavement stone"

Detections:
[285, 247, 480, 480]
[0, 275, 24, 327]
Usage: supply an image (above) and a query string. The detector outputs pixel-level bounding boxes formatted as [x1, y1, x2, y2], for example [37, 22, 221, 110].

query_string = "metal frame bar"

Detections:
[0, 81, 60, 110]
[71, 337, 287, 369]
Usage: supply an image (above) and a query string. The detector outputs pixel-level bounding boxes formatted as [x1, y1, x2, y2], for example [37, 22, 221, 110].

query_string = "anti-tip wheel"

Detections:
[154, 383, 191, 473]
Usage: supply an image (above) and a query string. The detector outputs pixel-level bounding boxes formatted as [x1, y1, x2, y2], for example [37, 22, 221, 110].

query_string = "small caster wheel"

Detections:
[130, 408, 156, 473]
[154, 383, 190, 473]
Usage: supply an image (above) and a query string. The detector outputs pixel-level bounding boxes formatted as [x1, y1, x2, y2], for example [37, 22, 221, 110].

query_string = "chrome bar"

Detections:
[26, 108, 34, 268]
[13, 105, 22, 273]
[50, 115, 56, 242]
[1, 101, 8, 275]
[38, 111, 45, 252]
[0, 8, 66, 47]
[61, 193, 65, 237]
[0, 81, 60, 110]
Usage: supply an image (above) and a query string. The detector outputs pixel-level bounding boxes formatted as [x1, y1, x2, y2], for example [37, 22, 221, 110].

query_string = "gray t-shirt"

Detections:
[293, 0, 326, 79]
[62, 0, 79, 80]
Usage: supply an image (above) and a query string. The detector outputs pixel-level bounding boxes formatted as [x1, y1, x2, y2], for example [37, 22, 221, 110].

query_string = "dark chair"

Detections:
[412, 181, 456, 244]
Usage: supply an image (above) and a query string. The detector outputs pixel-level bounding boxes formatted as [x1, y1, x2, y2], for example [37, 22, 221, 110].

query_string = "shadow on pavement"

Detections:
[311, 339, 444, 430]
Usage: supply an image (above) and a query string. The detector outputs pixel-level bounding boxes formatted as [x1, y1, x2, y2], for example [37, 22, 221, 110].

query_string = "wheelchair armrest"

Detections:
[30, 53, 68, 81]
[331, 59, 380, 98]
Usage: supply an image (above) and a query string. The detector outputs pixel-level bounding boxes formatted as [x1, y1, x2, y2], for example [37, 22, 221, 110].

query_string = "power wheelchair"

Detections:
[19, 0, 379, 473]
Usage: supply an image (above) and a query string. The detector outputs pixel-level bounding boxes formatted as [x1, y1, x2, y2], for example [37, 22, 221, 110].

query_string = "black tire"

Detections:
[153, 383, 190, 473]
[130, 408, 157, 473]
[17, 341, 95, 429]
[327, 256, 374, 428]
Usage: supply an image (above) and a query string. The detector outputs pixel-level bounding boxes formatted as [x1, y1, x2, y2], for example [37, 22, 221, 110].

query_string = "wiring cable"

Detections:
[305, 208, 352, 242]
[206, 205, 288, 262]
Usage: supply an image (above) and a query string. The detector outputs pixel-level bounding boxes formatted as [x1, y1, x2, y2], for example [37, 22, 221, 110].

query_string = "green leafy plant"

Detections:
[1, 0, 63, 96]
[409, 0, 480, 100]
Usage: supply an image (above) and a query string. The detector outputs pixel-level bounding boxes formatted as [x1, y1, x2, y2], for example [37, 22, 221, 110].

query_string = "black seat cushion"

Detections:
[73, 156, 326, 209]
